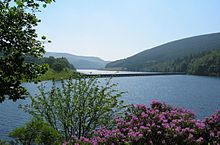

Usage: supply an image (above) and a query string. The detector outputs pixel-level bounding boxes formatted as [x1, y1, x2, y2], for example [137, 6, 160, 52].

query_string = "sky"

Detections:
[37, 0, 220, 61]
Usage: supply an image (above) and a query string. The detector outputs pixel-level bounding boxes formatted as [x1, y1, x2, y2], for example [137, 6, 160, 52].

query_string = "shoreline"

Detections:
[81, 72, 186, 78]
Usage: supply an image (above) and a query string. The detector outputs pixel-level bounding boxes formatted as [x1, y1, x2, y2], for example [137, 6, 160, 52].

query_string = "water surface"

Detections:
[0, 75, 220, 139]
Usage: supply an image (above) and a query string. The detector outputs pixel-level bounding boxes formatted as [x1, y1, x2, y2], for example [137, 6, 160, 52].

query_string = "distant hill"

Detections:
[45, 52, 110, 69]
[106, 32, 220, 71]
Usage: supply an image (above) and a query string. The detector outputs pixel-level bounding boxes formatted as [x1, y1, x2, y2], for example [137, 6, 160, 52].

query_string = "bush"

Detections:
[204, 111, 220, 144]
[21, 76, 125, 141]
[73, 101, 220, 145]
[9, 119, 62, 145]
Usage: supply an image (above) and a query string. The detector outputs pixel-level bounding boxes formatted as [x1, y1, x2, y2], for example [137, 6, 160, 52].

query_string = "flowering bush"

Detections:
[204, 110, 220, 144]
[66, 101, 220, 145]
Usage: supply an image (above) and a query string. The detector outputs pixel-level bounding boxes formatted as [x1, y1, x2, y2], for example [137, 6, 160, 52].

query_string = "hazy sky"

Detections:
[37, 0, 220, 61]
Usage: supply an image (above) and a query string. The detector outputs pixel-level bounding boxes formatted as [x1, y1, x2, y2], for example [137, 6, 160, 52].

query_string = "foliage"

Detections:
[69, 101, 220, 145]
[9, 119, 62, 145]
[36, 68, 78, 81]
[14, 0, 54, 10]
[148, 50, 220, 77]
[25, 56, 76, 72]
[0, 0, 54, 102]
[42, 56, 76, 72]
[23, 56, 77, 81]
[21, 76, 125, 141]
[187, 50, 220, 76]
[203, 111, 220, 145]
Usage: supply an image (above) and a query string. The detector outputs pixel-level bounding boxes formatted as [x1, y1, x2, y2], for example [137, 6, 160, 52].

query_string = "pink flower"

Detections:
[138, 133, 143, 137]
[140, 126, 147, 130]
[196, 137, 203, 143]
[65, 103, 220, 145]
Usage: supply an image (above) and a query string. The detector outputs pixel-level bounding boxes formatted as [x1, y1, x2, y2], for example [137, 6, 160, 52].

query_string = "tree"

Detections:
[41, 56, 76, 72]
[51, 62, 64, 72]
[21, 76, 125, 141]
[0, 0, 54, 102]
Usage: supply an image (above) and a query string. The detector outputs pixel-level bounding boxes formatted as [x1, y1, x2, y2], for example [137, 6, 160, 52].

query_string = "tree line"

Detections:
[140, 49, 220, 77]
[25, 56, 76, 72]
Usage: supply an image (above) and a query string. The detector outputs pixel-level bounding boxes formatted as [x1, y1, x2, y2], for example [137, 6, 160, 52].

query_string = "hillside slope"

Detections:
[45, 52, 109, 69]
[106, 33, 220, 71]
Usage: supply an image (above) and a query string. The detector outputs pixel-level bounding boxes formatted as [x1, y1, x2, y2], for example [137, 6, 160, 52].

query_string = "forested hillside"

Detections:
[140, 49, 220, 76]
[24, 56, 77, 80]
[25, 56, 75, 72]
[188, 50, 220, 76]
[106, 33, 220, 74]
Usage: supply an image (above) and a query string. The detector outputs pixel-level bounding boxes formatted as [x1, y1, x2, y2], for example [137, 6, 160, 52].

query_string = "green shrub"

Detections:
[9, 119, 62, 145]
[21, 76, 125, 141]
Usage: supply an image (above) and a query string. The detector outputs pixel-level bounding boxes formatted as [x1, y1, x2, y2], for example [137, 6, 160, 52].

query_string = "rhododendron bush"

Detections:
[66, 101, 220, 145]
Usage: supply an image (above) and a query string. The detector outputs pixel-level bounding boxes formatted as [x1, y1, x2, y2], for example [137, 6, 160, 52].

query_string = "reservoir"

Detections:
[0, 72, 220, 139]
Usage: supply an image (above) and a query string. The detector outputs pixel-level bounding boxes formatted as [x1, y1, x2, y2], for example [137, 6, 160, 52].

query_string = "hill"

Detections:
[24, 56, 77, 80]
[45, 52, 109, 69]
[106, 32, 220, 71]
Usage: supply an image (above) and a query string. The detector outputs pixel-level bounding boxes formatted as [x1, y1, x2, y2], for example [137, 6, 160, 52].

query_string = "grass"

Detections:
[37, 68, 78, 81]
